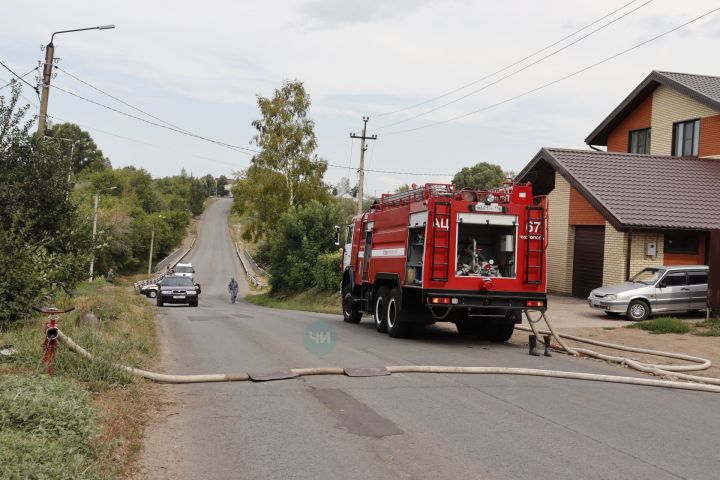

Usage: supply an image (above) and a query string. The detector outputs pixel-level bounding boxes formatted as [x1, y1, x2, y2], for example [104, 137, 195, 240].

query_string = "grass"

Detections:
[0, 279, 158, 479]
[694, 316, 720, 337]
[625, 314, 720, 336]
[245, 287, 341, 315]
[626, 316, 693, 334]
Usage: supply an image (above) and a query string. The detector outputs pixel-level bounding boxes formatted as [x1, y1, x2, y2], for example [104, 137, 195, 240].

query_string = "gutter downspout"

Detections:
[588, 144, 602, 152]
[625, 228, 633, 281]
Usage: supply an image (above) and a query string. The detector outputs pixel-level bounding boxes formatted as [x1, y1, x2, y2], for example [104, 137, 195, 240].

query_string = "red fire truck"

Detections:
[339, 183, 547, 340]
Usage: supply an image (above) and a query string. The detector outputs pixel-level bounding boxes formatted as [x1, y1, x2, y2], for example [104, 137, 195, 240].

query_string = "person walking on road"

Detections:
[228, 277, 239, 304]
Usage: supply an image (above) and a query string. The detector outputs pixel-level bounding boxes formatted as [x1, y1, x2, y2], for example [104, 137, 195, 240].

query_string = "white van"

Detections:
[173, 263, 195, 280]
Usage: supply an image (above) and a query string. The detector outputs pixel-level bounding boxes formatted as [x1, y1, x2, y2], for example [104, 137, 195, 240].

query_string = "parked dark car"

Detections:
[157, 275, 201, 307]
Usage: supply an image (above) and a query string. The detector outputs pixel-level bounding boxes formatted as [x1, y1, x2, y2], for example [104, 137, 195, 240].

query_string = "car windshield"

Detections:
[163, 277, 194, 287]
[175, 266, 193, 273]
[631, 268, 663, 285]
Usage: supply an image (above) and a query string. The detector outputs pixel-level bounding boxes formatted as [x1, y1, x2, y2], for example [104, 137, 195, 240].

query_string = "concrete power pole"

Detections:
[37, 42, 55, 139]
[148, 221, 156, 276]
[89, 193, 99, 282]
[350, 117, 377, 215]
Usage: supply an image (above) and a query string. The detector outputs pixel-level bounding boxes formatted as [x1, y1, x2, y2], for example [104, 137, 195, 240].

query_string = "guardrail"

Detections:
[134, 236, 197, 292]
[235, 242, 260, 288]
[243, 249, 267, 276]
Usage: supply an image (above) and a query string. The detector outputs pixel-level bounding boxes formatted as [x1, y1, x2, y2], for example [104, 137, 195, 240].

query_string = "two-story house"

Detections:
[516, 71, 720, 305]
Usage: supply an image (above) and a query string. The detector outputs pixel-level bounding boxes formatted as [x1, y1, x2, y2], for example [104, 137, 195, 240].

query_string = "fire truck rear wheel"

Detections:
[374, 287, 389, 333]
[387, 287, 412, 338]
[343, 292, 362, 324]
[488, 320, 515, 343]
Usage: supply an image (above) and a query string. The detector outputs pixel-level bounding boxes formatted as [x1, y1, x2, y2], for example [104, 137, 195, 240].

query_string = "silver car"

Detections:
[588, 265, 708, 321]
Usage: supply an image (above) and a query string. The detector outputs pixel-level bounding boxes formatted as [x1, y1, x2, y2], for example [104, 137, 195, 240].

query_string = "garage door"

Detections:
[572, 226, 605, 299]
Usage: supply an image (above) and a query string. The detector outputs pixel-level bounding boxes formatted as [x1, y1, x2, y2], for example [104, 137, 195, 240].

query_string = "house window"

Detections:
[672, 119, 700, 156]
[629, 128, 650, 154]
[664, 231, 699, 254]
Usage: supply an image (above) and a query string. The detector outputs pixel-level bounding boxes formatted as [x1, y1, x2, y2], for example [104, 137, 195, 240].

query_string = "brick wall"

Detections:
[568, 187, 605, 225]
[546, 172, 573, 294]
[699, 114, 720, 158]
[607, 95, 652, 152]
[603, 225, 666, 285]
[602, 222, 627, 285]
[650, 85, 719, 156]
[629, 230, 664, 276]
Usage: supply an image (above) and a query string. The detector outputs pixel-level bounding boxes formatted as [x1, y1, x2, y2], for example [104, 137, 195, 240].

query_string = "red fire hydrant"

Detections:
[33, 306, 75, 376]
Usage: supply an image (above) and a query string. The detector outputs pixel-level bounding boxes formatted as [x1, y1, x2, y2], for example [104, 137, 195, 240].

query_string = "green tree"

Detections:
[264, 201, 342, 293]
[233, 79, 329, 241]
[0, 84, 91, 322]
[216, 175, 228, 197]
[45, 122, 111, 173]
[452, 162, 508, 190]
[395, 184, 411, 193]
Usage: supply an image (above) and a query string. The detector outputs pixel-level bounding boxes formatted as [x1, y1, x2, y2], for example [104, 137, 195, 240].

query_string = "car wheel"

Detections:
[374, 287, 389, 333]
[627, 300, 649, 321]
[387, 287, 412, 338]
[190, 300, 198, 307]
[156, 296, 163, 307]
[148, 290, 157, 298]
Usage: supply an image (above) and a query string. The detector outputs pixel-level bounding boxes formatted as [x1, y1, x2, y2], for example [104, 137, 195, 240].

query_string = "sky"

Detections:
[2, 0, 720, 196]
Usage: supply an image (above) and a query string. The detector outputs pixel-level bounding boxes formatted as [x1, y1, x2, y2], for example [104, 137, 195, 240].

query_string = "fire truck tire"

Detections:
[374, 287, 389, 333]
[488, 320, 515, 343]
[387, 287, 412, 338]
[343, 292, 362, 324]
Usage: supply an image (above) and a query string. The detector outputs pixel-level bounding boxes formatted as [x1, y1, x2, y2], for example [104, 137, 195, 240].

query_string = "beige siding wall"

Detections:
[629, 230, 664, 276]
[602, 222, 626, 286]
[650, 85, 719, 155]
[547, 173, 573, 294]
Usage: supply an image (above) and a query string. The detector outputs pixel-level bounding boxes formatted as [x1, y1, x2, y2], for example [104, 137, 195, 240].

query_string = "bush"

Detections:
[627, 317, 691, 334]
[265, 200, 342, 293]
[314, 252, 342, 292]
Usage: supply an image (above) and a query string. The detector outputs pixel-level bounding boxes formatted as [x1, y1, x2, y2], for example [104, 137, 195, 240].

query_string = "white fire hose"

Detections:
[56, 310, 720, 394]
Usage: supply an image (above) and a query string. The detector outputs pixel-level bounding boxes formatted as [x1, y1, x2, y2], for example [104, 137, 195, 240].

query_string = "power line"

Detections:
[55, 65, 196, 135]
[325, 162, 452, 177]
[0, 59, 39, 94]
[0, 67, 39, 90]
[375, 0, 653, 131]
[48, 114, 249, 171]
[375, 0, 644, 119]
[383, 6, 720, 136]
[0, 76, 40, 109]
[49, 82, 259, 155]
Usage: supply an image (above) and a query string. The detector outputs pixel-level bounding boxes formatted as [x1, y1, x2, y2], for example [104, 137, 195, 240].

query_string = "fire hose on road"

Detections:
[54, 308, 720, 394]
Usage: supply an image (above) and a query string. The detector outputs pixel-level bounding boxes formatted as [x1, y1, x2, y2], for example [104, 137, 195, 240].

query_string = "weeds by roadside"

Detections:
[626, 316, 720, 336]
[245, 287, 340, 314]
[0, 279, 157, 479]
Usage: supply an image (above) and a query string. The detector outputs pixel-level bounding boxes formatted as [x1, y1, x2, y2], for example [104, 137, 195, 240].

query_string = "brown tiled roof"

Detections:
[586, 71, 720, 146]
[516, 148, 720, 230]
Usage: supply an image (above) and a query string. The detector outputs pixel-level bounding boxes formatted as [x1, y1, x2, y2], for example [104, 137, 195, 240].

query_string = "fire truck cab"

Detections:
[340, 183, 547, 341]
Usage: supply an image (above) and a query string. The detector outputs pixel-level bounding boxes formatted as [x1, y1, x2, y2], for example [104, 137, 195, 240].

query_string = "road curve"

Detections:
[138, 199, 719, 480]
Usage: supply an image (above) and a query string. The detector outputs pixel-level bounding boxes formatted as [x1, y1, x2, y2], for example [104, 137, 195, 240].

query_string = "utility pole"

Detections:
[89, 193, 99, 282]
[37, 42, 54, 139]
[350, 117, 377, 215]
[148, 221, 156, 276]
[37, 25, 115, 139]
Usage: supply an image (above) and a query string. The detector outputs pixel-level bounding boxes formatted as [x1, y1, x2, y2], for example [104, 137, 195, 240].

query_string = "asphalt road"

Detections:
[139, 199, 720, 480]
